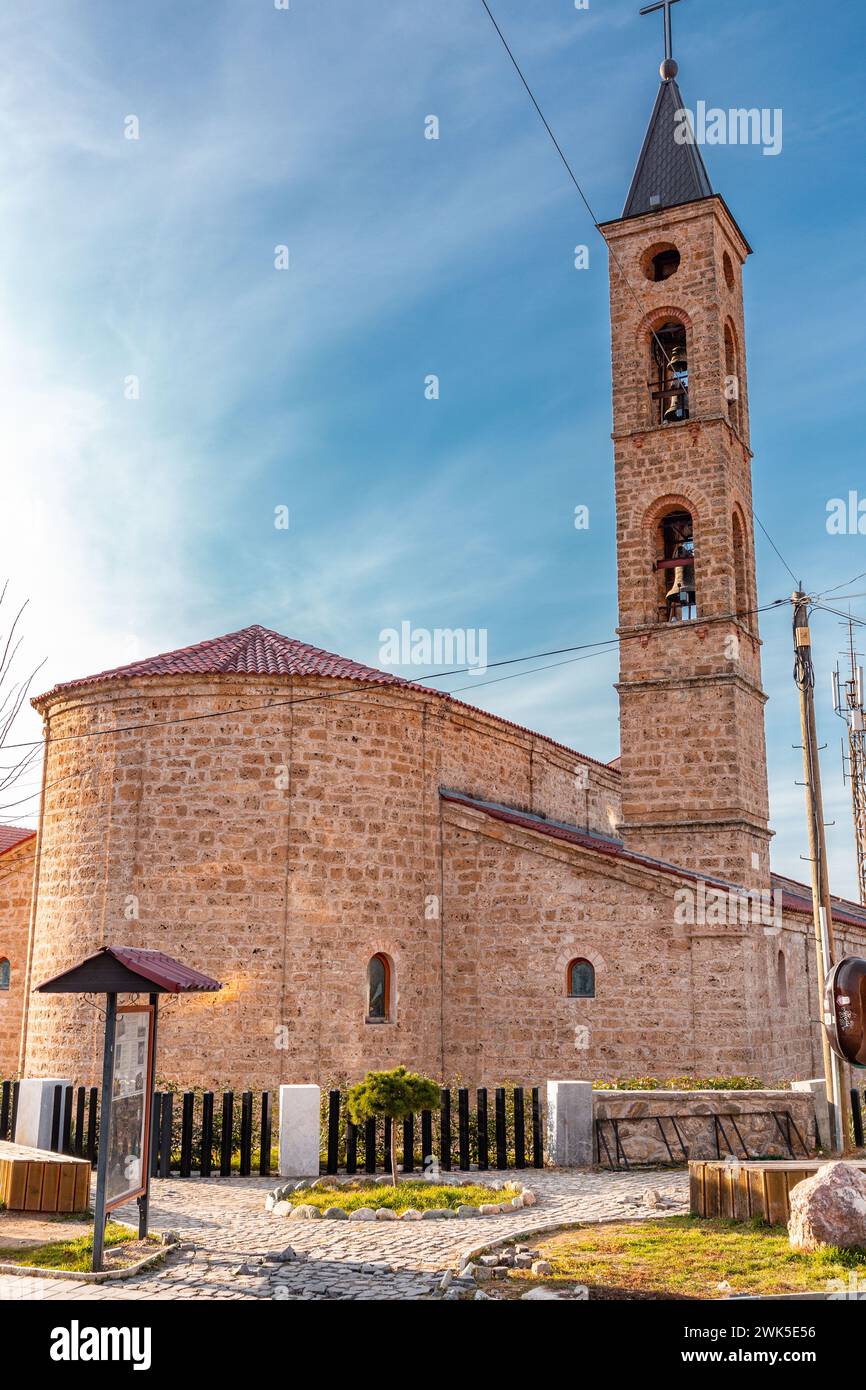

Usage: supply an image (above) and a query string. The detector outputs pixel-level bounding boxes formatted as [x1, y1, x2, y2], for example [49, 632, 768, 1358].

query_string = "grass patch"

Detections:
[503, 1217, 866, 1299]
[285, 1181, 513, 1213]
[0, 1222, 152, 1273]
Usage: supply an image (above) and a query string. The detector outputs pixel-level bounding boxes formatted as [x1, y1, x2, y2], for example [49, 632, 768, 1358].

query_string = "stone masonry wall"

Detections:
[20, 674, 618, 1090]
[438, 800, 866, 1088]
[592, 1090, 818, 1164]
[0, 835, 36, 1076]
[603, 197, 771, 890]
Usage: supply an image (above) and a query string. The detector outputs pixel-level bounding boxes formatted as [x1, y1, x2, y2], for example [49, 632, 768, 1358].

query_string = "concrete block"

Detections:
[278, 1084, 321, 1178]
[546, 1080, 593, 1167]
[792, 1079, 830, 1152]
[14, 1078, 72, 1150]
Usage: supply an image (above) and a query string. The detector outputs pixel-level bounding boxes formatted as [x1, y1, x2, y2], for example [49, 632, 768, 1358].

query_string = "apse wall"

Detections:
[21, 673, 618, 1089]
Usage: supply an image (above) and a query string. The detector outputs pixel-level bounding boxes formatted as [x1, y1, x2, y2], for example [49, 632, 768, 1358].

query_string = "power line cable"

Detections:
[752, 509, 800, 588]
[815, 570, 866, 602]
[1, 595, 790, 755]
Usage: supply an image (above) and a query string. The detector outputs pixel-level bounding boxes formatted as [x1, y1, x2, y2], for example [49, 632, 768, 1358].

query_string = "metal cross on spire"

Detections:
[639, 0, 684, 66]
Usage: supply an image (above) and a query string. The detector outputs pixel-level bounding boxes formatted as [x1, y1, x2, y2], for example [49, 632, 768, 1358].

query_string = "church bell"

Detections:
[662, 341, 688, 422]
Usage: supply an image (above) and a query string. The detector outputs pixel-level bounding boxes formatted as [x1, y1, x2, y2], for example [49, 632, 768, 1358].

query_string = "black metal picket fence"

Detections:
[150, 1089, 273, 1178]
[321, 1085, 545, 1174]
[1, 1079, 546, 1177]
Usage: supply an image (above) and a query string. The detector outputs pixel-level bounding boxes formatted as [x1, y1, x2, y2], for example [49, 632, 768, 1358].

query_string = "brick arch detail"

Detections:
[558, 947, 606, 996]
[637, 303, 695, 339]
[364, 945, 398, 1022]
[641, 491, 703, 537]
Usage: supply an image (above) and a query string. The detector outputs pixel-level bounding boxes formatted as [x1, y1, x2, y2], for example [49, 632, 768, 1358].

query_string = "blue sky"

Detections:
[1, 0, 865, 895]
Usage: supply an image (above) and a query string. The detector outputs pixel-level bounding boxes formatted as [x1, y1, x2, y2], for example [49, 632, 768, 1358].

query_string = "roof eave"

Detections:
[598, 192, 753, 257]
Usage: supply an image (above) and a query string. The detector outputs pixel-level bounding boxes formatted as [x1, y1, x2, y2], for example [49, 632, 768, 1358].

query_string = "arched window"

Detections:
[777, 950, 788, 1009]
[0, 958, 9, 990]
[724, 322, 741, 432]
[567, 958, 596, 998]
[732, 509, 749, 625]
[650, 320, 689, 425]
[366, 953, 391, 1022]
[656, 509, 697, 622]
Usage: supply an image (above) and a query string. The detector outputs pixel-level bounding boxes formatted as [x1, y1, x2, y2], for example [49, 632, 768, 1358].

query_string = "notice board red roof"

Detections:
[36, 946, 221, 995]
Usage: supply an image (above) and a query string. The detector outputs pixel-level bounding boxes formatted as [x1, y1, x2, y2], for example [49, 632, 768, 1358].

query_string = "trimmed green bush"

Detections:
[347, 1068, 440, 1185]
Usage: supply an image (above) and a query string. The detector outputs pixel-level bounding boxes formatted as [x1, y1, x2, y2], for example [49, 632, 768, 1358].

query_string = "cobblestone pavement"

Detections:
[0, 1168, 688, 1302]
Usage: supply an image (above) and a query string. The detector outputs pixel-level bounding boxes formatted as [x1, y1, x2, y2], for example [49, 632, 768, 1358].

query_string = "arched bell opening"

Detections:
[649, 320, 690, 426]
[655, 509, 697, 623]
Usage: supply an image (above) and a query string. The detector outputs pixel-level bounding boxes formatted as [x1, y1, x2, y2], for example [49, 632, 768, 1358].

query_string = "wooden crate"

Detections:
[689, 1158, 866, 1225]
[0, 1141, 91, 1213]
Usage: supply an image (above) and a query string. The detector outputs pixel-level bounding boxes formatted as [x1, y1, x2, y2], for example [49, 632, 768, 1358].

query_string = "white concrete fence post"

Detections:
[792, 1078, 831, 1152]
[278, 1084, 321, 1178]
[13, 1078, 72, 1150]
[546, 1080, 593, 1167]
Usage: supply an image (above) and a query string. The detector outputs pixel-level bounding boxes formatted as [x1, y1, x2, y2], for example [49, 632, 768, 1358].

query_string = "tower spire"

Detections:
[623, 0, 712, 219]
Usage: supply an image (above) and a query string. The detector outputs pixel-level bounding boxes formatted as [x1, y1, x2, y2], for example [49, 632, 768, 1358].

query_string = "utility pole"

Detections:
[832, 618, 866, 907]
[792, 590, 849, 1153]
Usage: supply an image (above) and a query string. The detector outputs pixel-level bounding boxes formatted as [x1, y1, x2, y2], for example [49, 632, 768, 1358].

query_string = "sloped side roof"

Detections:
[442, 789, 866, 929]
[623, 76, 713, 218]
[0, 826, 36, 858]
[770, 872, 866, 932]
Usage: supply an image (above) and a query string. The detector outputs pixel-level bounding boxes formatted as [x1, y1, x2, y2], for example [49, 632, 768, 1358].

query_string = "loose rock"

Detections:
[288, 1204, 321, 1221]
[788, 1162, 866, 1251]
[264, 1247, 297, 1263]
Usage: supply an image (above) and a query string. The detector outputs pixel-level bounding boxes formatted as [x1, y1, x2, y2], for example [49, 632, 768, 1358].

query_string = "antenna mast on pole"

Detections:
[832, 617, 866, 906]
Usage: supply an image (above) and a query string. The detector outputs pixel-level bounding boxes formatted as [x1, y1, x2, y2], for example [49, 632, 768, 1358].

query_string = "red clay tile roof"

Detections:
[33, 624, 614, 771]
[34, 625, 435, 701]
[441, 789, 866, 927]
[770, 871, 866, 931]
[0, 826, 36, 858]
[441, 788, 698, 881]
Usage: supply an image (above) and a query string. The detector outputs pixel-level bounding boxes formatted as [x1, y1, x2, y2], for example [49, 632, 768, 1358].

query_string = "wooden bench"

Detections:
[690, 1158, 866, 1226]
[0, 1141, 91, 1213]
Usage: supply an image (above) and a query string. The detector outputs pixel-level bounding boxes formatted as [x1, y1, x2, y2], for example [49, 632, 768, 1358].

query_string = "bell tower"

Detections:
[599, 35, 771, 889]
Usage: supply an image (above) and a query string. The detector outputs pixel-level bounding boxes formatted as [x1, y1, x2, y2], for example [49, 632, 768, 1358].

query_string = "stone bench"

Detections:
[0, 1141, 91, 1213]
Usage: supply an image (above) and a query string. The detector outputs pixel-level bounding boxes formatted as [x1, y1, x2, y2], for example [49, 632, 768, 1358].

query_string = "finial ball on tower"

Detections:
[660, 57, 679, 80]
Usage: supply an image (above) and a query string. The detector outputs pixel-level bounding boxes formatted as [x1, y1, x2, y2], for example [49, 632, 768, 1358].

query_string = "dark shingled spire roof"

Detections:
[623, 75, 712, 218]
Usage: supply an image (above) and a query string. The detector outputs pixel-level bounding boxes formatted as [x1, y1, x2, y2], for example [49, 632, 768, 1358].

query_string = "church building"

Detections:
[3, 43, 866, 1093]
